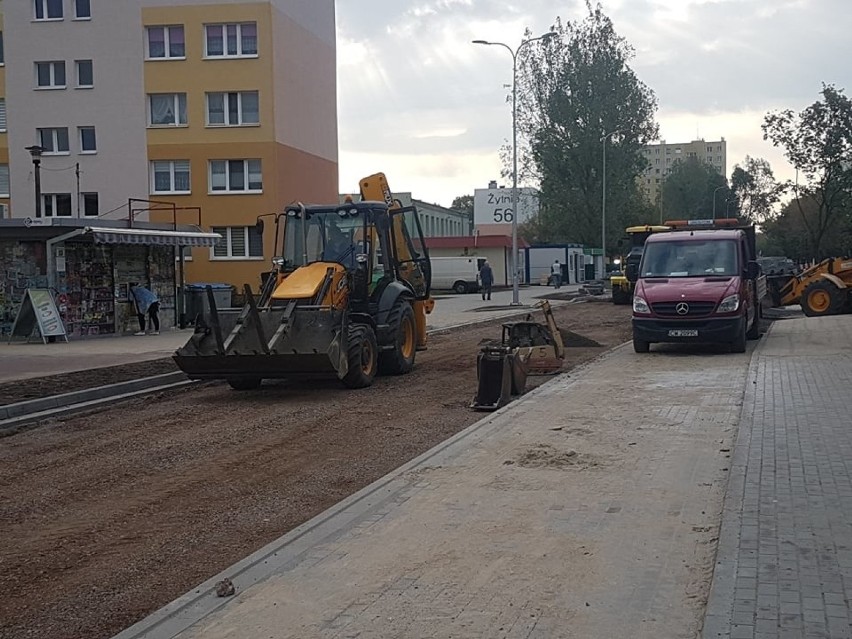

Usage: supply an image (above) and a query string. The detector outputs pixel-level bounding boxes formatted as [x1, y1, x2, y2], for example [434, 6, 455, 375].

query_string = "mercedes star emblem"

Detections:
[676, 302, 689, 315]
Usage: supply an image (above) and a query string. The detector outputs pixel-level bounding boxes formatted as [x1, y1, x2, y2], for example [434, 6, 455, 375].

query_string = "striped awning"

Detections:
[86, 226, 221, 247]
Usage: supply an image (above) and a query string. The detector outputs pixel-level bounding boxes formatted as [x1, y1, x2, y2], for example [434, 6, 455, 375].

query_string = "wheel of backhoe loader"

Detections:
[801, 280, 844, 317]
[227, 377, 262, 391]
[342, 324, 378, 389]
[378, 300, 416, 375]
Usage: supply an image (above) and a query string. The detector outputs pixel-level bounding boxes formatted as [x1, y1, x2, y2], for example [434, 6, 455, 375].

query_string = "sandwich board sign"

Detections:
[8, 289, 68, 344]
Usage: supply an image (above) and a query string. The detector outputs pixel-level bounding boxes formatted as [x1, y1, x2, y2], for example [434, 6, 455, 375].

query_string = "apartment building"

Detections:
[640, 138, 727, 203]
[1, 0, 337, 288]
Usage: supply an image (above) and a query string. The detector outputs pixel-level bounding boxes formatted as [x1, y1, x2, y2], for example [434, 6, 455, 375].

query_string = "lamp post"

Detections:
[601, 129, 626, 280]
[473, 31, 554, 305]
[25, 145, 46, 218]
[712, 185, 726, 220]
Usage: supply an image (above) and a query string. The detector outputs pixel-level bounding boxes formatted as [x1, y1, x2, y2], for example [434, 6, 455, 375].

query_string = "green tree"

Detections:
[660, 156, 730, 219]
[729, 156, 784, 225]
[760, 194, 852, 261]
[450, 194, 474, 227]
[513, 2, 659, 252]
[762, 84, 852, 258]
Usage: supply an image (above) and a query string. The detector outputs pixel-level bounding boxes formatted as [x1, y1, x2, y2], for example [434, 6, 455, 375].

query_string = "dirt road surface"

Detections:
[0, 301, 630, 639]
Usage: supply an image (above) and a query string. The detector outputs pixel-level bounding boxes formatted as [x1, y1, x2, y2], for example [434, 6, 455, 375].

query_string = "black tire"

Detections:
[378, 300, 417, 375]
[228, 377, 261, 390]
[730, 319, 747, 353]
[342, 324, 378, 389]
[801, 280, 844, 317]
[453, 281, 468, 294]
[633, 336, 650, 353]
[746, 303, 761, 340]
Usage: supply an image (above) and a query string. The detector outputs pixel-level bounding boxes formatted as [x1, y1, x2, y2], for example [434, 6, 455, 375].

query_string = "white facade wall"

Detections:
[5, 1, 149, 219]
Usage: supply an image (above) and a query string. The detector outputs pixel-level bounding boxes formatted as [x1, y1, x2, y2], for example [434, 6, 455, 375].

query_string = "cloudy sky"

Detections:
[335, 0, 848, 208]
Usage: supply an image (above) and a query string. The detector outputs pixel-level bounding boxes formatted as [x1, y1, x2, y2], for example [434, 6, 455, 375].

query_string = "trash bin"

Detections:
[184, 283, 233, 324]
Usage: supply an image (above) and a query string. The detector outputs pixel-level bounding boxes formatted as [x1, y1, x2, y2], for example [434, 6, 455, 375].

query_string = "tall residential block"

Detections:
[1, 0, 337, 287]
[640, 138, 727, 204]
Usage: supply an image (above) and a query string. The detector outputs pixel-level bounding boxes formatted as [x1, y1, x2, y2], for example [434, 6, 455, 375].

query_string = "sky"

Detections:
[335, 0, 850, 208]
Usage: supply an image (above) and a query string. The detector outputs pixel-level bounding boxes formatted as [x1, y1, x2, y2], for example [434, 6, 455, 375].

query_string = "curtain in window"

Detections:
[169, 27, 185, 57]
[248, 160, 262, 191]
[206, 26, 224, 56]
[207, 93, 225, 125]
[148, 28, 165, 57]
[226, 24, 238, 56]
[153, 161, 172, 191]
[210, 162, 227, 191]
[242, 92, 259, 124]
[228, 161, 246, 191]
[173, 160, 190, 191]
[241, 23, 258, 55]
[150, 94, 174, 124]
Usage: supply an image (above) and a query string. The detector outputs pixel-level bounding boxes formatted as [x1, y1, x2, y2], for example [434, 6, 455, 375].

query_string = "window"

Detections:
[209, 159, 262, 193]
[0, 32, 4, 65]
[206, 91, 259, 126]
[204, 23, 258, 58]
[0, 99, 6, 132]
[36, 61, 66, 88]
[74, 0, 90, 19]
[38, 127, 70, 154]
[0, 164, 9, 197]
[151, 160, 191, 193]
[35, 0, 63, 20]
[43, 193, 73, 217]
[146, 25, 185, 59]
[148, 93, 187, 126]
[79, 126, 96, 153]
[211, 226, 264, 259]
[76, 60, 93, 87]
[82, 192, 98, 216]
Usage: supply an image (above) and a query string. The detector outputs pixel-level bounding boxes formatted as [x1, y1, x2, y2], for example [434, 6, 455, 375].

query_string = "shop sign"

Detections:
[8, 289, 68, 344]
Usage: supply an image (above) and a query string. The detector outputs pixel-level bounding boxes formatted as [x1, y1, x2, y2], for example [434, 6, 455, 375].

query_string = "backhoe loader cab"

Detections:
[174, 186, 433, 391]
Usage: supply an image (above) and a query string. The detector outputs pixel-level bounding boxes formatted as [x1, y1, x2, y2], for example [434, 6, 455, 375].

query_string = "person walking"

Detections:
[551, 259, 562, 289]
[478, 260, 494, 301]
[130, 283, 160, 335]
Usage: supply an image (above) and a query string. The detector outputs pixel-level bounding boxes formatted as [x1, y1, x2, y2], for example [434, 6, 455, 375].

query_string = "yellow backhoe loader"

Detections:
[774, 257, 852, 316]
[174, 173, 434, 389]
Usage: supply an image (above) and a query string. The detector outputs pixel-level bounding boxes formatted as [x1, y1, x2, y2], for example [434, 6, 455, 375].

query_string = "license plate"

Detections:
[668, 329, 698, 337]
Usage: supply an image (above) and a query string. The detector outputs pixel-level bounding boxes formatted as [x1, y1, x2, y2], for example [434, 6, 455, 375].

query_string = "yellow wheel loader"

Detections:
[774, 257, 852, 317]
[174, 174, 433, 390]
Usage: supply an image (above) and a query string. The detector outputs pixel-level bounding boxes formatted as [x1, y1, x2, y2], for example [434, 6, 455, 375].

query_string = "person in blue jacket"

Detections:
[478, 260, 494, 301]
[130, 283, 160, 336]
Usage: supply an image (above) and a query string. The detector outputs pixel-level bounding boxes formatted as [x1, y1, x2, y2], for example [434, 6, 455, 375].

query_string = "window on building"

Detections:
[74, 0, 91, 19]
[82, 192, 99, 216]
[35, 0, 63, 20]
[204, 23, 258, 58]
[35, 61, 66, 88]
[151, 160, 191, 193]
[209, 159, 262, 193]
[38, 127, 70, 154]
[43, 193, 73, 217]
[0, 164, 9, 197]
[146, 25, 185, 59]
[0, 99, 6, 132]
[148, 93, 187, 126]
[79, 126, 96, 153]
[210, 226, 263, 259]
[75, 60, 93, 87]
[206, 91, 259, 126]
[0, 32, 4, 65]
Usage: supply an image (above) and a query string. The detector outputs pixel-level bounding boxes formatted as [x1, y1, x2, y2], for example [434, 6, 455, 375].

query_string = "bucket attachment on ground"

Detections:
[471, 345, 528, 411]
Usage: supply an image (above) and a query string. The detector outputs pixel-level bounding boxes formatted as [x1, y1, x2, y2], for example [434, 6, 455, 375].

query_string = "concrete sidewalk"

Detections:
[115, 320, 752, 638]
[0, 285, 579, 383]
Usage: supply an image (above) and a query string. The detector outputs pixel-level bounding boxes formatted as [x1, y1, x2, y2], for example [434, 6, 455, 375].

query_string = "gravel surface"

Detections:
[0, 301, 632, 639]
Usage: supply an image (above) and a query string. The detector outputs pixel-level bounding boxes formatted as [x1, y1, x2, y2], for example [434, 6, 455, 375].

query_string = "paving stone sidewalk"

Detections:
[703, 316, 852, 639]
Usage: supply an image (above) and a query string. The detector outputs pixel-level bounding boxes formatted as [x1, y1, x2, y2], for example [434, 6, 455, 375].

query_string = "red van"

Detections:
[631, 223, 766, 353]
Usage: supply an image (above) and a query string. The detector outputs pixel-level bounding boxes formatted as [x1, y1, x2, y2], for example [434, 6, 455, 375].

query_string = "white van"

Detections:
[429, 256, 483, 294]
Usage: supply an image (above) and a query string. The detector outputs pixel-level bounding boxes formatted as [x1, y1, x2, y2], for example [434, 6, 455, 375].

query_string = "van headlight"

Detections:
[633, 296, 650, 313]
[717, 294, 740, 313]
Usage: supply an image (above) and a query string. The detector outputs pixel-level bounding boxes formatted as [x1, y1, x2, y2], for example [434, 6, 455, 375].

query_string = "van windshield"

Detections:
[641, 240, 738, 278]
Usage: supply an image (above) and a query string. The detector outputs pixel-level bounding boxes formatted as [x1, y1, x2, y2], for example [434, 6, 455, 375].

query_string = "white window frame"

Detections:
[150, 160, 191, 194]
[43, 193, 73, 217]
[0, 164, 9, 198]
[208, 159, 262, 194]
[74, 0, 91, 20]
[148, 93, 188, 127]
[0, 98, 6, 132]
[35, 61, 66, 89]
[210, 226, 264, 260]
[204, 22, 258, 59]
[205, 91, 259, 127]
[75, 59, 93, 88]
[146, 25, 186, 60]
[79, 126, 97, 154]
[34, 0, 63, 21]
[38, 127, 70, 155]
[82, 192, 99, 217]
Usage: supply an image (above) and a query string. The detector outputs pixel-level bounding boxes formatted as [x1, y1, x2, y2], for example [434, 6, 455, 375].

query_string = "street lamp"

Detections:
[712, 185, 726, 220]
[601, 129, 627, 280]
[25, 145, 46, 218]
[473, 31, 555, 305]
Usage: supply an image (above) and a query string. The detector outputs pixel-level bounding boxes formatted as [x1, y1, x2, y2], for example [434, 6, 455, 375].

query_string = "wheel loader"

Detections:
[174, 173, 434, 390]
[774, 257, 852, 317]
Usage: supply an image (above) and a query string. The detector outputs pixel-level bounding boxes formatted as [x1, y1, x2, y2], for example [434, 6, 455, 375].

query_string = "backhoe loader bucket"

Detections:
[471, 345, 528, 412]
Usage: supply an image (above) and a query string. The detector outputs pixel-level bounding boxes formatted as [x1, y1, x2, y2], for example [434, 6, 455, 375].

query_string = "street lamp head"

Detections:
[472, 39, 490, 45]
[25, 145, 46, 158]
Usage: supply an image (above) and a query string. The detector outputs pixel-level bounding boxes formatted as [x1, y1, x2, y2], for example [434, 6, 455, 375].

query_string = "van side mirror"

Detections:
[746, 261, 760, 279]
